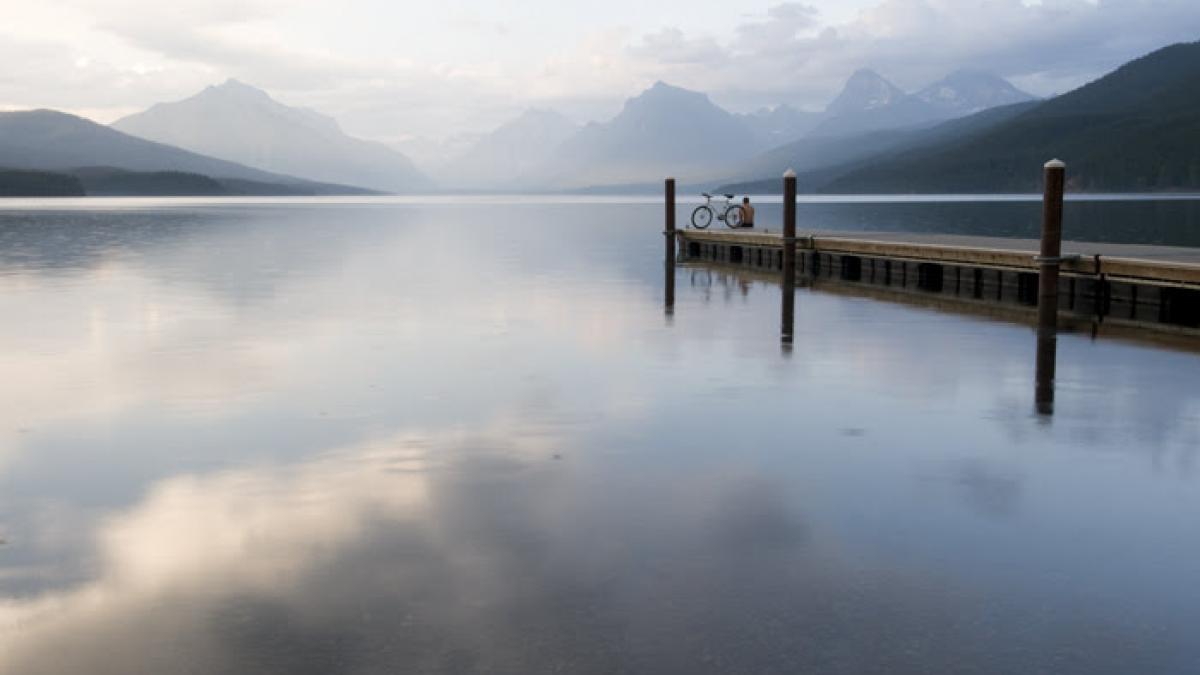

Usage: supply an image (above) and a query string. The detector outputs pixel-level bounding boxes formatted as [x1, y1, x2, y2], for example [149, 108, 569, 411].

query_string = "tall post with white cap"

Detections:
[664, 177, 676, 314]
[664, 177, 676, 262]
[781, 169, 797, 345]
[782, 169, 797, 278]
[1035, 159, 1065, 415]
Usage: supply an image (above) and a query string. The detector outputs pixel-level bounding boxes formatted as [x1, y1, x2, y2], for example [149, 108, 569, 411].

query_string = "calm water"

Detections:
[1, 196, 1199, 674]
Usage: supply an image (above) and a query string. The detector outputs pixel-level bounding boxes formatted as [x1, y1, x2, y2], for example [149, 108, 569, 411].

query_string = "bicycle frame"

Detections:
[690, 192, 744, 230]
[700, 193, 736, 216]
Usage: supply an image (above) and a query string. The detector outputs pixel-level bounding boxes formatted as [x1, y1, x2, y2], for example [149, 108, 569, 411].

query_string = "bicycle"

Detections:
[691, 193, 744, 229]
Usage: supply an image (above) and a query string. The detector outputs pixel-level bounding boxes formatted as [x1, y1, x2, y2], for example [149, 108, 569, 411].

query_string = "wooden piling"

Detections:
[1038, 160, 1065, 328]
[781, 169, 797, 344]
[665, 178, 676, 312]
[782, 169, 797, 285]
[1035, 159, 1065, 415]
[664, 178, 676, 263]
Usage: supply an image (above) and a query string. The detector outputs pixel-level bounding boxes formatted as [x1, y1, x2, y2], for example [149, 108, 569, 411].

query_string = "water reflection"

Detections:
[2, 200, 1200, 674]
[1035, 332, 1058, 416]
[780, 283, 795, 353]
[672, 257, 1200, 456]
[0, 422, 1184, 675]
[953, 458, 1024, 518]
[663, 260, 674, 319]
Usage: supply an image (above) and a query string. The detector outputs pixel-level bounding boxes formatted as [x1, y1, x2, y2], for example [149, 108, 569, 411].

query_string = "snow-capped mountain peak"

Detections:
[915, 70, 1036, 115]
[826, 69, 907, 115]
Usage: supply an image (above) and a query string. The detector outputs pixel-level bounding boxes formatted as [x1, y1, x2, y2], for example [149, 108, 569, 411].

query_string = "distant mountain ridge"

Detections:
[499, 69, 1032, 190]
[529, 82, 758, 189]
[719, 100, 1041, 194]
[437, 109, 579, 188]
[1, 109, 285, 180]
[719, 41, 1200, 194]
[736, 105, 822, 150]
[0, 109, 375, 196]
[827, 69, 908, 115]
[916, 69, 1036, 117]
[808, 68, 1035, 138]
[113, 80, 430, 193]
[822, 40, 1200, 193]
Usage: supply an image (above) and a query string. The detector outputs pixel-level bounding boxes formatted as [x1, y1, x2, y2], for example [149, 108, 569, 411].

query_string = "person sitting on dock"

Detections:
[739, 197, 755, 228]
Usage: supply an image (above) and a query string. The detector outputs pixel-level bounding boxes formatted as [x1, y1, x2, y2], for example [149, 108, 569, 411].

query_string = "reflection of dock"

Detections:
[677, 229, 1200, 332]
[681, 261, 1200, 354]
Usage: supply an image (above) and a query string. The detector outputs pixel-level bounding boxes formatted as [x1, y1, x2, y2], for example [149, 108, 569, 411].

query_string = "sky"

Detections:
[2, 0, 1199, 151]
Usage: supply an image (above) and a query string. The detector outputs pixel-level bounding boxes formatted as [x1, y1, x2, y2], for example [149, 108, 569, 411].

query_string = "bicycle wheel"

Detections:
[691, 206, 714, 229]
[724, 205, 743, 228]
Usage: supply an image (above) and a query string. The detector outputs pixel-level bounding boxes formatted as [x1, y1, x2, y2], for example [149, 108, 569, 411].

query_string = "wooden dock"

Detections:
[676, 228, 1200, 330]
[661, 165, 1197, 416]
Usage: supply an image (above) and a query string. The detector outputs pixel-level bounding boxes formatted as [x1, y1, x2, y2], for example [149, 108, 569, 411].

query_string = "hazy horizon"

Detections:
[5, 0, 1200, 150]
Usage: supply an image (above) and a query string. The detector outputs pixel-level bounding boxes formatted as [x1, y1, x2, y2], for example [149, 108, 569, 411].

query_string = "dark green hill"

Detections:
[72, 167, 229, 196]
[0, 169, 85, 196]
[218, 178, 340, 196]
[66, 167, 377, 196]
[823, 41, 1200, 193]
[0, 164, 382, 198]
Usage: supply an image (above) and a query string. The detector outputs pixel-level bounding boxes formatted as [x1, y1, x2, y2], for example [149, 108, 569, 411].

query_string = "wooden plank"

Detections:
[676, 229, 1200, 288]
[1101, 257, 1200, 286]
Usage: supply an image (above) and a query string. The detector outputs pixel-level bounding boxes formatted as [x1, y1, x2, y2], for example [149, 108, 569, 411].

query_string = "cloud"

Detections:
[630, 28, 725, 66]
[625, 0, 1200, 113]
[1, 0, 1198, 143]
[734, 2, 821, 53]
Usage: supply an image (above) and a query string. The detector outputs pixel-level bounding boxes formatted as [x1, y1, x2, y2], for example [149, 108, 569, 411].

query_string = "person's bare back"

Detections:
[740, 198, 755, 228]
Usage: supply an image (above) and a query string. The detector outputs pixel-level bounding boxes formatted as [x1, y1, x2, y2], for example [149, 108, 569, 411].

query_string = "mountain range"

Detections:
[723, 40, 1200, 194]
[112, 79, 430, 193]
[523, 82, 759, 189]
[446, 69, 1033, 190]
[0, 67, 1044, 195]
[807, 69, 1035, 138]
[2, 41, 1197, 196]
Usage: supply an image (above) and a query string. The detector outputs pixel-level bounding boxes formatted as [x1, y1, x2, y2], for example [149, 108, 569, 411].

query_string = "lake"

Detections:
[1, 195, 1199, 674]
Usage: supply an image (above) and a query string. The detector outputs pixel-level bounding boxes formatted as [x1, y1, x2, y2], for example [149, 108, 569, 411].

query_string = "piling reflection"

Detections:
[680, 256, 1200, 421]
[663, 259, 675, 318]
[781, 284, 795, 352]
[664, 178, 676, 319]
[1035, 331, 1057, 416]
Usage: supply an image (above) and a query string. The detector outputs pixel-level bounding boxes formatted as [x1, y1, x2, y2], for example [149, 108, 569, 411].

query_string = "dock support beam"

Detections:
[1035, 159, 1065, 415]
[664, 177, 676, 315]
[781, 169, 797, 346]
[664, 177, 676, 263]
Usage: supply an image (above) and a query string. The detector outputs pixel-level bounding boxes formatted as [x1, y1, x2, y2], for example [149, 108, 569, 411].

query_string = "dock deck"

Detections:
[680, 229, 1200, 286]
[676, 228, 1200, 330]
